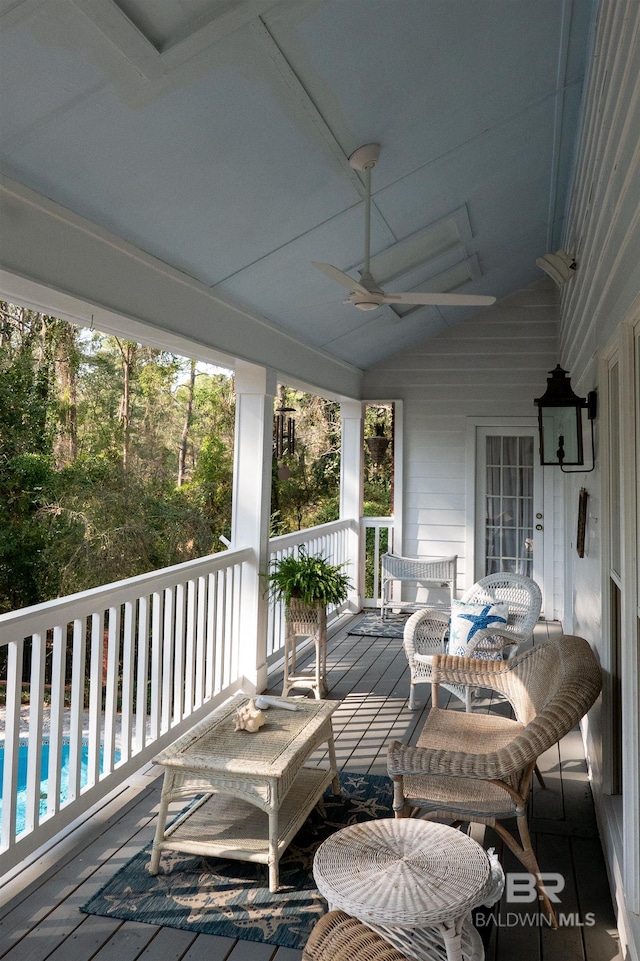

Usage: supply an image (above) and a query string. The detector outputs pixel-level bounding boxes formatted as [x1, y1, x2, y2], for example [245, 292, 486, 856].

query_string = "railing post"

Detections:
[340, 400, 364, 610]
[231, 360, 277, 693]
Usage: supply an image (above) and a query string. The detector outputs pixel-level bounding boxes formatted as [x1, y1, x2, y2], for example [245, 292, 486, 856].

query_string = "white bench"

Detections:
[380, 553, 457, 619]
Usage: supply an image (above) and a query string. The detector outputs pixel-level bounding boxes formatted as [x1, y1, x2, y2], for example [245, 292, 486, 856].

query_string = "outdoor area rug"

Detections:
[348, 611, 409, 638]
[81, 772, 394, 950]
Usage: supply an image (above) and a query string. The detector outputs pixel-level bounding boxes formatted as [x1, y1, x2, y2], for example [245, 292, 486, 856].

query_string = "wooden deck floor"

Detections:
[0, 616, 622, 961]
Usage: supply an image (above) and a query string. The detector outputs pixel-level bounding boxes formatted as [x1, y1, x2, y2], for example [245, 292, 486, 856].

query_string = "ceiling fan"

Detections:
[313, 143, 496, 312]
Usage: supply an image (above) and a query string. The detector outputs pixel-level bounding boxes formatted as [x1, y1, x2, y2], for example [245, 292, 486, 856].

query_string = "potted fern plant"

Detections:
[267, 546, 352, 608]
[267, 547, 352, 697]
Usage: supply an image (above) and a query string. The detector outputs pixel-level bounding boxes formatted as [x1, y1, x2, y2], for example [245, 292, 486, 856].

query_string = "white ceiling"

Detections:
[0, 0, 595, 370]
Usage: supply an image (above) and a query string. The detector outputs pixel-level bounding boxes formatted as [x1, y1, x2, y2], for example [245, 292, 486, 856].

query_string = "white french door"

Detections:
[475, 426, 545, 592]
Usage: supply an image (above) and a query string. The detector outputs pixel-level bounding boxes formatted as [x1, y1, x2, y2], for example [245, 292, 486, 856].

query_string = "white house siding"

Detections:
[554, 2, 640, 957]
[362, 279, 559, 598]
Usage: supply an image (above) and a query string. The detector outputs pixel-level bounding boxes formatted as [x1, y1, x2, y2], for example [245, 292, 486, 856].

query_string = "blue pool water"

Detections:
[0, 740, 120, 835]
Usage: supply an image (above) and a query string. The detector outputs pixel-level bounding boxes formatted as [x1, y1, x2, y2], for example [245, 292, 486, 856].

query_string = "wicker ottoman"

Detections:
[312, 818, 503, 961]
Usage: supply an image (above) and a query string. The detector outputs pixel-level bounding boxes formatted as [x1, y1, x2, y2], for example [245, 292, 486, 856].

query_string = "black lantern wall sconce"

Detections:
[534, 365, 597, 471]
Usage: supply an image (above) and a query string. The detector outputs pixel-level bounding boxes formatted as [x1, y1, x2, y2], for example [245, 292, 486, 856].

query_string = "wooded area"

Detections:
[0, 303, 391, 614]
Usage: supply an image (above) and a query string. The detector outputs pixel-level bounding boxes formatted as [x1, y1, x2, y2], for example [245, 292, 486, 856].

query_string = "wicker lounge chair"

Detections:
[403, 572, 542, 710]
[302, 911, 409, 961]
[387, 634, 602, 926]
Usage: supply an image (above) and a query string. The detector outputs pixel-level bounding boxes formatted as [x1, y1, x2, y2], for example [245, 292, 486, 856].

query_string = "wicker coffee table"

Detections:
[149, 693, 341, 891]
[313, 818, 503, 961]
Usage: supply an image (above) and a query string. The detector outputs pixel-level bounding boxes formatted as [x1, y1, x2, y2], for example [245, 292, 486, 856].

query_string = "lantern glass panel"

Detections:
[539, 406, 584, 465]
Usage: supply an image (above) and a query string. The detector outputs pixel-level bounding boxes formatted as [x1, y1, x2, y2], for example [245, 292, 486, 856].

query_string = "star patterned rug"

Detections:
[80, 772, 394, 950]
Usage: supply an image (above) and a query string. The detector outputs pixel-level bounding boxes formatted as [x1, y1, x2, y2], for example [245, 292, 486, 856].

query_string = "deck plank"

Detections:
[571, 838, 623, 960]
[90, 921, 162, 961]
[180, 935, 238, 961]
[0, 615, 618, 961]
[0, 789, 159, 953]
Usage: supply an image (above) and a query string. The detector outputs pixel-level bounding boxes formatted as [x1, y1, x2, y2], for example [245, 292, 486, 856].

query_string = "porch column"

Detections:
[340, 400, 364, 610]
[231, 360, 277, 693]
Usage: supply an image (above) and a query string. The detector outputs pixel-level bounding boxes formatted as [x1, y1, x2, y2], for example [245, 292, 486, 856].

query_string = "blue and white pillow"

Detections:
[449, 600, 508, 660]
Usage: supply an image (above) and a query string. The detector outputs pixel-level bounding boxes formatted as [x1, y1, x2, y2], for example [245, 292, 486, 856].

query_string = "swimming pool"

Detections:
[0, 739, 120, 835]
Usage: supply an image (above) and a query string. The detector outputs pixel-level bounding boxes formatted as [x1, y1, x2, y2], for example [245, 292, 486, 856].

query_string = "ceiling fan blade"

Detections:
[382, 291, 496, 307]
[313, 262, 370, 295]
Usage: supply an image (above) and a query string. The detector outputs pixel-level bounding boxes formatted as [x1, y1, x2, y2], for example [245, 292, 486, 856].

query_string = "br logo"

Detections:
[506, 873, 565, 903]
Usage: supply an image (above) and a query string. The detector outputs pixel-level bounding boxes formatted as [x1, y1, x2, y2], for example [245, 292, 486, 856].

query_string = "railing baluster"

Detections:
[184, 580, 196, 716]
[135, 596, 149, 754]
[161, 587, 175, 733]
[120, 602, 135, 763]
[195, 576, 206, 709]
[103, 607, 119, 777]
[222, 574, 231, 689]
[173, 582, 185, 726]
[68, 619, 85, 803]
[231, 562, 241, 682]
[206, 572, 215, 698]
[47, 625, 66, 818]
[87, 612, 102, 790]
[373, 526, 381, 603]
[1, 639, 24, 850]
[150, 592, 162, 742]
[214, 571, 224, 694]
[25, 633, 44, 835]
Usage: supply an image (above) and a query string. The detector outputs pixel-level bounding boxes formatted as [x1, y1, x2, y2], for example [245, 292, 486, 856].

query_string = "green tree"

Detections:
[271, 387, 341, 533]
[0, 304, 59, 610]
[0, 305, 355, 612]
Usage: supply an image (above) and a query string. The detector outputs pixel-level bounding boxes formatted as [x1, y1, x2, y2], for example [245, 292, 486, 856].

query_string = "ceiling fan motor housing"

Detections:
[348, 143, 381, 170]
[352, 294, 381, 310]
[352, 268, 383, 309]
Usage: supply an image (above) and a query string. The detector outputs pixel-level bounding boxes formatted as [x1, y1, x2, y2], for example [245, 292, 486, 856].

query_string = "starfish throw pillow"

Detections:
[449, 600, 509, 660]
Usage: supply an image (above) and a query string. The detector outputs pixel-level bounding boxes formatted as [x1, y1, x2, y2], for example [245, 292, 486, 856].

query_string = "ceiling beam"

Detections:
[69, 0, 163, 80]
[160, 0, 283, 65]
[250, 18, 367, 199]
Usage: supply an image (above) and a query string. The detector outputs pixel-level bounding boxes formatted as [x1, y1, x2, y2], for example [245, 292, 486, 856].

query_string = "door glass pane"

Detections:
[485, 435, 534, 576]
[486, 497, 501, 524]
[486, 436, 502, 464]
[502, 497, 517, 524]
[487, 466, 501, 495]
[503, 436, 518, 463]
[520, 465, 533, 498]
[502, 467, 518, 496]
[519, 437, 533, 466]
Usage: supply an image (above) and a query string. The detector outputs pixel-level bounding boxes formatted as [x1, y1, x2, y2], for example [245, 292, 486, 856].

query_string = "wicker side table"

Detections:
[313, 818, 503, 961]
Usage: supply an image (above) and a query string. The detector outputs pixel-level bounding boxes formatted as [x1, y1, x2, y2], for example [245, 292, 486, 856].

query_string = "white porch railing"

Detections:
[360, 516, 395, 609]
[266, 519, 356, 662]
[0, 548, 252, 876]
[0, 517, 368, 877]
